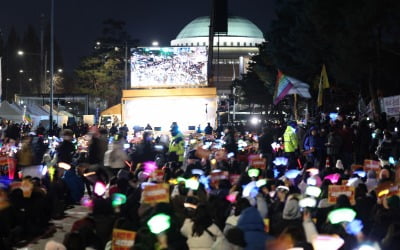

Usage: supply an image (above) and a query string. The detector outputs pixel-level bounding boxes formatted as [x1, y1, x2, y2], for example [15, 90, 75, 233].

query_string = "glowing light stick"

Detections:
[312, 235, 344, 250]
[226, 192, 238, 203]
[277, 185, 289, 192]
[242, 181, 257, 197]
[305, 186, 322, 197]
[299, 197, 317, 208]
[324, 173, 341, 184]
[58, 162, 71, 170]
[143, 161, 157, 175]
[147, 213, 171, 234]
[183, 202, 197, 209]
[48, 166, 56, 182]
[328, 208, 356, 224]
[273, 157, 288, 166]
[256, 179, 267, 188]
[345, 219, 363, 235]
[273, 168, 280, 178]
[185, 178, 199, 190]
[80, 196, 93, 208]
[177, 177, 186, 183]
[354, 170, 366, 178]
[168, 179, 178, 185]
[377, 189, 389, 197]
[191, 169, 204, 176]
[41, 166, 48, 176]
[248, 168, 260, 178]
[111, 193, 127, 207]
[199, 175, 210, 190]
[94, 182, 107, 196]
[306, 168, 319, 176]
[285, 169, 300, 179]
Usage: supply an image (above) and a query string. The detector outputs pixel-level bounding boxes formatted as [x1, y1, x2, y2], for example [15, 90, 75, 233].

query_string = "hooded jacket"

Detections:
[237, 207, 269, 250]
[283, 126, 298, 153]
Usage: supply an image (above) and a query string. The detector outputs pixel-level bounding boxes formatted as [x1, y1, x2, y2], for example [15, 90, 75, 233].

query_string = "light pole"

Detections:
[49, 0, 54, 134]
[17, 50, 47, 94]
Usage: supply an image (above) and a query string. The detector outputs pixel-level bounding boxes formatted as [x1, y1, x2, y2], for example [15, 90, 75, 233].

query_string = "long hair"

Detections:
[191, 204, 213, 237]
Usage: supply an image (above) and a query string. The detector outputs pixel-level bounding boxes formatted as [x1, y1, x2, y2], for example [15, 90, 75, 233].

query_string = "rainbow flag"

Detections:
[273, 70, 293, 105]
[23, 113, 32, 123]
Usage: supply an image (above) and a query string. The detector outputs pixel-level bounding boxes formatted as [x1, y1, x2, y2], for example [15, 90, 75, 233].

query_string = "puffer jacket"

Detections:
[237, 207, 269, 250]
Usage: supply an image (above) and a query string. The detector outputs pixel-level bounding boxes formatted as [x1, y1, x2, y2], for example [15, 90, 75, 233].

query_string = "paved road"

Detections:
[16, 205, 89, 250]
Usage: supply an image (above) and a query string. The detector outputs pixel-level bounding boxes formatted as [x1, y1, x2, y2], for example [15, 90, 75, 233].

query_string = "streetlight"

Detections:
[152, 41, 159, 46]
[17, 49, 47, 93]
[57, 68, 63, 73]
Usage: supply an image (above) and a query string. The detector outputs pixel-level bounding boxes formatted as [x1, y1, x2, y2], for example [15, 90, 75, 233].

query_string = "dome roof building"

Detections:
[171, 16, 265, 47]
[171, 16, 266, 94]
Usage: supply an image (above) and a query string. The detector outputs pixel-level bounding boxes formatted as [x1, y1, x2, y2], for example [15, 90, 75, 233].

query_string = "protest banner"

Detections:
[248, 154, 266, 169]
[328, 185, 355, 205]
[363, 159, 380, 172]
[112, 229, 136, 250]
[142, 183, 169, 204]
[151, 169, 165, 183]
[210, 170, 229, 186]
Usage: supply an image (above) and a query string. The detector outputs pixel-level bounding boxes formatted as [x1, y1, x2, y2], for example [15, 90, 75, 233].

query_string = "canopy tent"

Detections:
[9, 103, 50, 127]
[0, 101, 24, 123]
[101, 104, 121, 116]
[41, 105, 69, 126]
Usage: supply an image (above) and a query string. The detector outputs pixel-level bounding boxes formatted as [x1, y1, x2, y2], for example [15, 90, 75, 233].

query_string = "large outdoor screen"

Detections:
[130, 47, 208, 88]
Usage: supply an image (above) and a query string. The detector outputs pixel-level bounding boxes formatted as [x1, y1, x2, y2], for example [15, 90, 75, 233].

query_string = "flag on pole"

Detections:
[317, 64, 330, 107]
[0, 57, 2, 102]
[273, 70, 293, 105]
[24, 113, 32, 123]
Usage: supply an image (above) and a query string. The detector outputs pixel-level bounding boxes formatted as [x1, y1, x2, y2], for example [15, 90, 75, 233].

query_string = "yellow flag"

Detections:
[321, 64, 330, 89]
[317, 65, 330, 107]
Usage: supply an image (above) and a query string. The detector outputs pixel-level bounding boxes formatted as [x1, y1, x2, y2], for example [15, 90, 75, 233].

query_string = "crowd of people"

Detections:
[0, 111, 399, 250]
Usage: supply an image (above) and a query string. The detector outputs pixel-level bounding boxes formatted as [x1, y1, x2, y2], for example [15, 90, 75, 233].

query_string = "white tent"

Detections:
[0, 101, 24, 123]
[42, 105, 69, 126]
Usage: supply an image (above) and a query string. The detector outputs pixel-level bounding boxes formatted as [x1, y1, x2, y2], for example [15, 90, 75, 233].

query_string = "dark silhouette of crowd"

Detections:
[0, 113, 399, 250]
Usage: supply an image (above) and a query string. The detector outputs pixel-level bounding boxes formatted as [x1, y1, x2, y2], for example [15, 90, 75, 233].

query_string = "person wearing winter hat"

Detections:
[237, 206, 270, 250]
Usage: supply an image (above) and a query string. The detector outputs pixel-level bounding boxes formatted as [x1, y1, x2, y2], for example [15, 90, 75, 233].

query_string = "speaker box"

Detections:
[214, 0, 228, 33]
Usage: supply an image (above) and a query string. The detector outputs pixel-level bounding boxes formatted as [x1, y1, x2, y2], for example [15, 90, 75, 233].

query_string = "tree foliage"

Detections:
[267, 0, 400, 100]
[75, 19, 138, 106]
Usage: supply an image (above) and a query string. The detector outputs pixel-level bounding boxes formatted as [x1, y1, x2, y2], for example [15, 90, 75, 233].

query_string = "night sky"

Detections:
[0, 0, 275, 73]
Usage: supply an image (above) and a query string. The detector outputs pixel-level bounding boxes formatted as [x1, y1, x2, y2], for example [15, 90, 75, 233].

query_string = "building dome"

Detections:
[171, 16, 265, 47]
